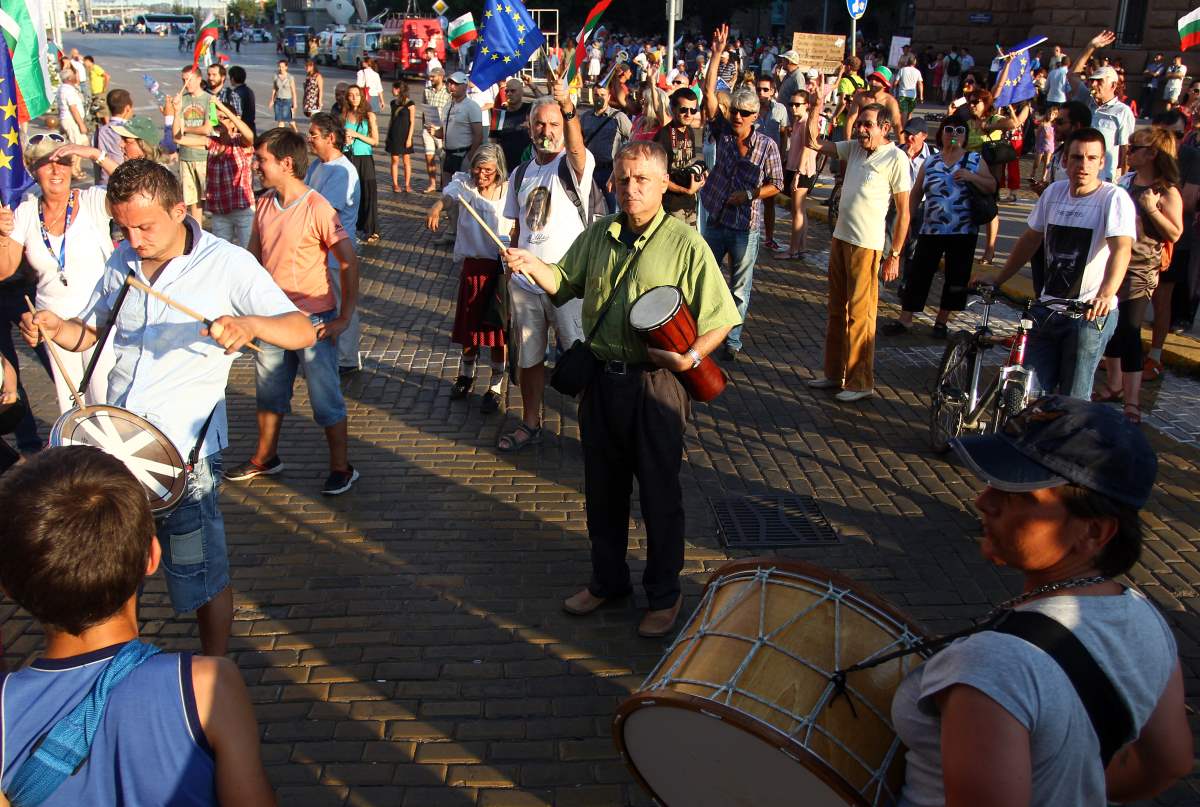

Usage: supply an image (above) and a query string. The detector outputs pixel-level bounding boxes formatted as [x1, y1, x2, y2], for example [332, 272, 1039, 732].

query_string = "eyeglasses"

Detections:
[730, 108, 756, 118]
[675, 105, 697, 115]
[28, 133, 66, 146]
[790, 102, 806, 107]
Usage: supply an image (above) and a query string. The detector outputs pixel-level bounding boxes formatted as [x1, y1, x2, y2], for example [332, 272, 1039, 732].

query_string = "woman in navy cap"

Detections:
[891, 396, 1191, 805]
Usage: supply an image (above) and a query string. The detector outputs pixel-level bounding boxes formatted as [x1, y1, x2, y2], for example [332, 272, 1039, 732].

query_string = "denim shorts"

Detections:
[273, 98, 293, 122]
[254, 310, 347, 426]
[155, 454, 229, 614]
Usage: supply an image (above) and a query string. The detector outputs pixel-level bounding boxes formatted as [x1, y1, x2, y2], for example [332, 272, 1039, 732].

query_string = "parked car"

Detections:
[283, 25, 315, 60]
[251, 28, 271, 42]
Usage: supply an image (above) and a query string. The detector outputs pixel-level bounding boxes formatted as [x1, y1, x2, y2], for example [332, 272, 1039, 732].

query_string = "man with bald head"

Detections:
[505, 140, 739, 637]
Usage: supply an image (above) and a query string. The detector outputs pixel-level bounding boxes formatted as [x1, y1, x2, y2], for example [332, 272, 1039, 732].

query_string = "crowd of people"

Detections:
[0, 20, 1193, 807]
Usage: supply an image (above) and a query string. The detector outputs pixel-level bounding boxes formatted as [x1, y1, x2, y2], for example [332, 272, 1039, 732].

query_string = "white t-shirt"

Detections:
[1164, 64, 1187, 100]
[504, 150, 596, 294]
[10, 186, 112, 318]
[468, 83, 498, 128]
[425, 56, 443, 79]
[1046, 66, 1069, 103]
[443, 172, 512, 260]
[895, 65, 922, 97]
[1028, 180, 1136, 304]
[355, 66, 383, 102]
[1090, 97, 1135, 182]
[833, 140, 912, 251]
[57, 83, 84, 123]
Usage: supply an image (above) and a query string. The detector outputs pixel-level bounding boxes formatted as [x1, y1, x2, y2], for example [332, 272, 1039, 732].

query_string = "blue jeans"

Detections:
[702, 224, 759, 351]
[156, 455, 229, 614]
[254, 311, 348, 426]
[1025, 304, 1116, 399]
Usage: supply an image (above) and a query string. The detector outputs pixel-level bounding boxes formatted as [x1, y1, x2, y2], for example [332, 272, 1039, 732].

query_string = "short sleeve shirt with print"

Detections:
[1089, 97, 1135, 182]
[833, 140, 912, 251]
[253, 189, 349, 314]
[504, 150, 596, 294]
[1027, 180, 1136, 304]
[919, 151, 982, 236]
[177, 90, 213, 163]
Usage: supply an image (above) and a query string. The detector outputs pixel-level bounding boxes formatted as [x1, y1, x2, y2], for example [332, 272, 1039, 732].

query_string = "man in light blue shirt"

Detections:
[305, 112, 362, 373]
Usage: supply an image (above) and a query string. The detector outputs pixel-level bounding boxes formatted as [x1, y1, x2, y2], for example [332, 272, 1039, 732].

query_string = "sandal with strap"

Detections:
[450, 375, 474, 400]
[497, 422, 542, 452]
[1091, 387, 1124, 403]
[1123, 402, 1142, 425]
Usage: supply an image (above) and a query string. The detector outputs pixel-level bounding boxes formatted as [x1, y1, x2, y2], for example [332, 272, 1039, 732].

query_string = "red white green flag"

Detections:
[448, 13, 477, 50]
[0, 0, 51, 122]
[1181, 8, 1200, 51]
[192, 13, 220, 67]
[567, 0, 613, 82]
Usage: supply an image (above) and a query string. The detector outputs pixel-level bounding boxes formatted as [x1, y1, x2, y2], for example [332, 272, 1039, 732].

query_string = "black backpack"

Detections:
[946, 55, 962, 78]
[512, 154, 609, 227]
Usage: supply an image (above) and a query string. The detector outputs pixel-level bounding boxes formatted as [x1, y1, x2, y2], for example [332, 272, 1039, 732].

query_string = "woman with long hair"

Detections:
[1095, 127, 1183, 422]
[783, 90, 818, 258]
[302, 59, 324, 119]
[425, 144, 512, 413]
[386, 80, 415, 193]
[342, 85, 380, 243]
[632, 85, 671, 141]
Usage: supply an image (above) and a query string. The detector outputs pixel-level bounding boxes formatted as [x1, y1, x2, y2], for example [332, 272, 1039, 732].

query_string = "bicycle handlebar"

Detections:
[1038, 297, 1094, 315]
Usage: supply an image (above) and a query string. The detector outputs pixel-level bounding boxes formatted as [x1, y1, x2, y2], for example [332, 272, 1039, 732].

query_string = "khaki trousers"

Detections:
[824, 237, 881, 392]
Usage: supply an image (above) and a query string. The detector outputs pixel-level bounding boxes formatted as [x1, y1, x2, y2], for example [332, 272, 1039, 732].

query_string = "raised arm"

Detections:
[703, 25, 730, 120]
[552, 79, 587, 180]
[806, 84, 839, 156]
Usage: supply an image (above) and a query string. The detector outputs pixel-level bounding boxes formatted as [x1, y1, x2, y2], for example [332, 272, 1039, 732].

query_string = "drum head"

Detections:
[628, 285, 683, 331]
[50, 405, 187, 515]
[619, 697, 855, 807]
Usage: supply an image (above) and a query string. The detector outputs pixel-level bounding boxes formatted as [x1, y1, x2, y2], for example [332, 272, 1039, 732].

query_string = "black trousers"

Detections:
[901, 232, 977, 313]
[348, 153, 378, 237]
[1103, 295, 1152, 372]
[580, 365, 689, 610]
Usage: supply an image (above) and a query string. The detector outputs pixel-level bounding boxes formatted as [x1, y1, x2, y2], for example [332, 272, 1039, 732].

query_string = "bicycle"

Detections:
[928, 286, 1090, 453]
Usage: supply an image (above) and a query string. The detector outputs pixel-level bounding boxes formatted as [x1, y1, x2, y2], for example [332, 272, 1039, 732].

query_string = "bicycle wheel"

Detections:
[929, 334, 973, 453]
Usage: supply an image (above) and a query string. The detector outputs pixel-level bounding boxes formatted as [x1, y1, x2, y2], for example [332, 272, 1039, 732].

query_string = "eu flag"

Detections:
[993, 40, 1039, 108]
[469, 0, 546, 91]
[0, 38, 31, 208]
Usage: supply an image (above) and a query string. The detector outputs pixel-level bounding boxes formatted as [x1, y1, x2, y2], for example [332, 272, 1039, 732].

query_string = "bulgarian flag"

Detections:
[1181, 7, 1200, 51]
[567, 0, 613, 83]
[0, 0, 51, 122]
[192, 13, 220, 68]
[448, 13, 477, 49]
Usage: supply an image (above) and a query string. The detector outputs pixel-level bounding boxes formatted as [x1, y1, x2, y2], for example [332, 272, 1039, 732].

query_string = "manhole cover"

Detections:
[709, 495, 838, 549]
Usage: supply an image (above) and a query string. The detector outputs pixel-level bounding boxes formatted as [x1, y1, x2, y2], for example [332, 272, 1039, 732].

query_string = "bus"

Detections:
[135, 13, 195, 34]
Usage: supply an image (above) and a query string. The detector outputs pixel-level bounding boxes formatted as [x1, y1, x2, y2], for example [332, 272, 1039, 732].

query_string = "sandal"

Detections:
[365, 233, 381, 245]
[480, 390, 500, 414]
[449, 375, 474, 400]
[1091, 387, 1124, 403]
[497, 422, 542, 452]
[1123, 402, 1142, 424]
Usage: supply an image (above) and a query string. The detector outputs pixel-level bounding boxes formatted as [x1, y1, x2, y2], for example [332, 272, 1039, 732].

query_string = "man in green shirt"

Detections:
[505, 140, 739, 638]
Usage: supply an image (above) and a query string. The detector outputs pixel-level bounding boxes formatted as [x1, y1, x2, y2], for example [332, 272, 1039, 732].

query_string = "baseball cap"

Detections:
[448, 71, 469, 85]
[951, 395, 1157, 509]
[1087, 65, 1119, 83]
[806, 68, 820, 80]
[903, 116, 928, 135]
[111, 116, 163, 147]
[868, 66, 893, 85]
[780, 50, 801, 65]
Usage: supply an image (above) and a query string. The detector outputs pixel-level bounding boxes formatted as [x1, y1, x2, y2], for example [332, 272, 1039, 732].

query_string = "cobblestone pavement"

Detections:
[2, 161, 1198, 806]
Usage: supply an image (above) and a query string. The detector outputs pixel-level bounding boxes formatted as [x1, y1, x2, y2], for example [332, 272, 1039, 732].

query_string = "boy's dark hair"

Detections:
[257, 127, 309, 178]
[0, 447, 154, 635]
[669, 87, 696, 108]
[229, 65, 247, 84]
[107, 88, 132, 115]
[1065, 126, 1107, 155]
[107, 159, 184, 212]
[1061, 100, 1093, 129]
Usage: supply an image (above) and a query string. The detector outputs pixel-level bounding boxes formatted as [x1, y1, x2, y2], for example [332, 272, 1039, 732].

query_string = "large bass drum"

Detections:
[614, 559, 929, 806]
[49, 405, 188, 516]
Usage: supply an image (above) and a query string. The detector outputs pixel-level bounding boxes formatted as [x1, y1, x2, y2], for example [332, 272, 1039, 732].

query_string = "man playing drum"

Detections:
[504, 140, 740, 637]
[22, 160, 316, 657]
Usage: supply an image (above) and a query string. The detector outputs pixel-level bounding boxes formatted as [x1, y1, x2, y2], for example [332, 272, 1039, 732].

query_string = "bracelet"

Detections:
[69, 324, 87, 352]
[687, 347, 702, 369]
[96, 148, 107, 164]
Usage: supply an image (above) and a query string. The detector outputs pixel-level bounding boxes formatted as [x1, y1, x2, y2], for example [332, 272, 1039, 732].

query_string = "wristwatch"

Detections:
[562, 108, 576, 121]
[887, 249, 901, 258]
[687, 348, 702, 369]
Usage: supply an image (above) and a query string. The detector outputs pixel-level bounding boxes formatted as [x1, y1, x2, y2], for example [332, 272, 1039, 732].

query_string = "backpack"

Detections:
[946, 55, 961, 78]
[512, 154, 609, 227]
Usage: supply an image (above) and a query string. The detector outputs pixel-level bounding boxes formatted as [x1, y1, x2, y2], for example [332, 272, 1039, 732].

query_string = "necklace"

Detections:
[38, 190, 76, 288]
[989, 574, 1110, 620]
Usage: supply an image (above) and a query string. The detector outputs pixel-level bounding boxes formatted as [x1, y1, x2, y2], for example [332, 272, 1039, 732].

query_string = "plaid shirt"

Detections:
[700, 115, 784, 233]
[424, 85, 451, 127]
[205, 139, 255, 215]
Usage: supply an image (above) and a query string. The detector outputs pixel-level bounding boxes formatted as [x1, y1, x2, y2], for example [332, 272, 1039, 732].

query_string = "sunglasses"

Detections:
[675, 105, 698, 115]
[28, 133, 67, 146]
[944, 125, 967, 135]
[790, 102, 806, 107]
[730, 108, 756, 118]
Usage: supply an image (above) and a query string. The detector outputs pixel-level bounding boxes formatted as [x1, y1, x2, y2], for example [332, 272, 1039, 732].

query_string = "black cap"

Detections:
[952, 396, 1157, 508]
[903, 116, 927, 135]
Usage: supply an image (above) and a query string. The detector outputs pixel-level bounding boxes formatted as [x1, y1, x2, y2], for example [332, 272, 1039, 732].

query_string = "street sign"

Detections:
[847, 0, 867, 21]
[665, 0, 682, 22]
[433, 0, 448, 15]
[968, 12, 992, 23]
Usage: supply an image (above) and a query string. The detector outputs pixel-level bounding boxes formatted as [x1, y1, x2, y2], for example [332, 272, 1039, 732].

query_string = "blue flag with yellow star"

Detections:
[993, 37, 1043, 108]
[0, 38, 32, 208]
[469, 0, 545, 91]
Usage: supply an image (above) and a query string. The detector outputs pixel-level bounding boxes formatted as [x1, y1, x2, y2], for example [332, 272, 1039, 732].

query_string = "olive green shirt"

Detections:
[549, 207, 741, 363]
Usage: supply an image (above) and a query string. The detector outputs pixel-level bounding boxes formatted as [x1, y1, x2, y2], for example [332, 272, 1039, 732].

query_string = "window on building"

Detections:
[1115, 0, 1147, 46]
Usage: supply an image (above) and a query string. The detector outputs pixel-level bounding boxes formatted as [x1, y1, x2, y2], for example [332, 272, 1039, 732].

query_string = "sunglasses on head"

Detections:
[730, 107, 755, 118]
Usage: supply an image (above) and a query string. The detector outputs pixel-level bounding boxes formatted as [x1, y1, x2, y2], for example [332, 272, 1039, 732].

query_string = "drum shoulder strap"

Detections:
[187, 406, 219, 471]
[991, 610, 1134, 767]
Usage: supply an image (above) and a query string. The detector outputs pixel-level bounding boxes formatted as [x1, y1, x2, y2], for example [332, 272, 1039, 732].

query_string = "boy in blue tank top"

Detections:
[0, 447, 275, 806]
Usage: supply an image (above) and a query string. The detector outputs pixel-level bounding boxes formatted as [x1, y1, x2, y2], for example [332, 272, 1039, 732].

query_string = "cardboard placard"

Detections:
[790, 32, 847, 75]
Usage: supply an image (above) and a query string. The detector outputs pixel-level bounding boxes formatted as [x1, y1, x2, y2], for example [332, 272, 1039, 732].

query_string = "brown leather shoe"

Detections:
[638, 596, 683, 638]
[563, 588, 607, 616]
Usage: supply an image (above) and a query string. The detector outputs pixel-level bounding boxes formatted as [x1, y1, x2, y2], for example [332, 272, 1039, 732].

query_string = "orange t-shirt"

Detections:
[253, 189, 347, 314]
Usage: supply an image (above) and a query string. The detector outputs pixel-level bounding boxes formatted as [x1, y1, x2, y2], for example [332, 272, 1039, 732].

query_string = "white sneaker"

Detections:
[835, 389, 875, 402]
[806, 377, 842, 389]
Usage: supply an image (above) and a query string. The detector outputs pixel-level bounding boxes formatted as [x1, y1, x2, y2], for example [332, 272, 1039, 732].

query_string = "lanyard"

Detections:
[38, 190, 76, 288]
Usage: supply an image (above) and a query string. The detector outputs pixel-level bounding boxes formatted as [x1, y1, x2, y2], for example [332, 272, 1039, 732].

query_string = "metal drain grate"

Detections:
[709, 495, 839, 549]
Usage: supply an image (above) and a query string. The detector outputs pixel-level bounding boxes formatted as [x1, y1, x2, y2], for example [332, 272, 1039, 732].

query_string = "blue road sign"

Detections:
[847, 0, 867, 20]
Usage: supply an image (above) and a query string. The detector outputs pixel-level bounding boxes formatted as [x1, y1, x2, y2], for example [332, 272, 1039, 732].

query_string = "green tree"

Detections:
[226, 0, 261, 24]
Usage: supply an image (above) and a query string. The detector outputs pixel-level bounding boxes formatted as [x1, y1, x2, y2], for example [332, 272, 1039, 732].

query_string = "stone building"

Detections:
[913, 0, 1192, 91]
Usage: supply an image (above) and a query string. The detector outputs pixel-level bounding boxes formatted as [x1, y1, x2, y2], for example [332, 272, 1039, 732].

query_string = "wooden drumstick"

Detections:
[454, 193, 509, 253]
[24, 296, 86, 410]
[124, 276, 264, 353]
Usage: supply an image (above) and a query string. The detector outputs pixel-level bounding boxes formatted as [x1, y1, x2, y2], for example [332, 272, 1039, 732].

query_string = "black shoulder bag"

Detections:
[550, 217, 664, 397]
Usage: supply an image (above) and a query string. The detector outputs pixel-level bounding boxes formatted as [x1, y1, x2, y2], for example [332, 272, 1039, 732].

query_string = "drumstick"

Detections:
[454, 193, 509, 253]
[124, 276, 263, 353]
[24, 296, 86, 410]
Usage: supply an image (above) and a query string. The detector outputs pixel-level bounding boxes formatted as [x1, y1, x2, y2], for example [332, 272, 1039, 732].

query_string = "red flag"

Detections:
[569, 0, 613, 83]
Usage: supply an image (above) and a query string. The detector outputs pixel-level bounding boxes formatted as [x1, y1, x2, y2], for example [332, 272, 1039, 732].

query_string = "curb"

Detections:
[802, 201, 1200, 377]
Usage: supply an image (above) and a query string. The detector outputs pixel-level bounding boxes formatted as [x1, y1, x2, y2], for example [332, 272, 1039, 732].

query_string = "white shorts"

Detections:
[421, 129, 443, 156]
[508, 280, 584, 369]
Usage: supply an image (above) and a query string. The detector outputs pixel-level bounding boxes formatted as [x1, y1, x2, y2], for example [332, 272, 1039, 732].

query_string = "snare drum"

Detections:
[49, 405, 188, 515]
[615, 559, 929, 806]
[627, 285, 726, 402]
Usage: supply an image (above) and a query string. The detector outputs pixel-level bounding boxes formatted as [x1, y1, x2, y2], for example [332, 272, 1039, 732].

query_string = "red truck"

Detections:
[374, 15, 445, 79]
